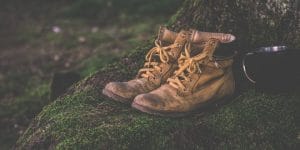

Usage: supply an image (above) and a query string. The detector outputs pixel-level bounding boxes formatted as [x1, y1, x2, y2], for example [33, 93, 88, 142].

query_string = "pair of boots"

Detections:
[103, 26, 236, 117]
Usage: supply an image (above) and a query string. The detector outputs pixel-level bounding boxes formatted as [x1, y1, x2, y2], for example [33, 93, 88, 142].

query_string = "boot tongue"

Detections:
[174, 30, 189, 44]
[164, 30, 188, 61]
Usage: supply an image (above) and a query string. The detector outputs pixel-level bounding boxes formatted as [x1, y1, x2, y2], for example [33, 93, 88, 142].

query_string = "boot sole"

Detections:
[102, 89, 132, 104]
[132, 95, 234, 117]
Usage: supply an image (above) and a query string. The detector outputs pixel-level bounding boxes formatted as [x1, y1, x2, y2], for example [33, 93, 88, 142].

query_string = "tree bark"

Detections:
[171, 0, 299, 49]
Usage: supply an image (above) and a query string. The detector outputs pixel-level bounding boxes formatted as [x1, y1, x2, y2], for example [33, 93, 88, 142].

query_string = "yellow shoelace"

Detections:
[167, 39, 220, 90]
[138, 39, 180, 79]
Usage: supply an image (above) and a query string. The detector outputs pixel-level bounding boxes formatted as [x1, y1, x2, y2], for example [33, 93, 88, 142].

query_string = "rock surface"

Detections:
[15, 45, 299, 149]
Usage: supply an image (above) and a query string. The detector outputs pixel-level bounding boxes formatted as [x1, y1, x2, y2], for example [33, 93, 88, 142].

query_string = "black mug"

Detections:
[242, 46, 300, 91]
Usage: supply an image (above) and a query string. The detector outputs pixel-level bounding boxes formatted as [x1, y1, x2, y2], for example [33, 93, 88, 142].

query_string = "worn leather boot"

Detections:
[132, 38, 235, 116]
[102, 28, 189, 103]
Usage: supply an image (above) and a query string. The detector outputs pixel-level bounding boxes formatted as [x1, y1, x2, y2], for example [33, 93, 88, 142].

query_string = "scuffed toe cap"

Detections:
[103, 82, 136, 99]
[104, 82, 123, 92]
[133, 93, 166, 111]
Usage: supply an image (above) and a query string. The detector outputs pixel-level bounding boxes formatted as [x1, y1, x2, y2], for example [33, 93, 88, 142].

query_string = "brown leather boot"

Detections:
[132, 38, 236, 116]
[103, 28, 189, 103]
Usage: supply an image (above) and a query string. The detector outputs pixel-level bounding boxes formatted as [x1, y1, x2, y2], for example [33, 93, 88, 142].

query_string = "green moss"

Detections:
[205, 90, 299, 149]
[18, 86, 183, 149]
[16, 69, 300, 150]
[15, 32, 299, 149]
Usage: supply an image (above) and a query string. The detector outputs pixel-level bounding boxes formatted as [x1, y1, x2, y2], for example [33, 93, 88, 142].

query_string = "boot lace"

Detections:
[167, 39, 220, 91]
[138, 39, 180, 79]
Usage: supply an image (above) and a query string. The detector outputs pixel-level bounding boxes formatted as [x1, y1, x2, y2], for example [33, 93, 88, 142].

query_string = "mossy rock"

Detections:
[16, 0, 300, 149]
[16, 42, 299, 149]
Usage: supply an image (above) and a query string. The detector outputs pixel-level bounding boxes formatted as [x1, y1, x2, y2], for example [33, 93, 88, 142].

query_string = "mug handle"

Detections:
[242, 52, 256, 83]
